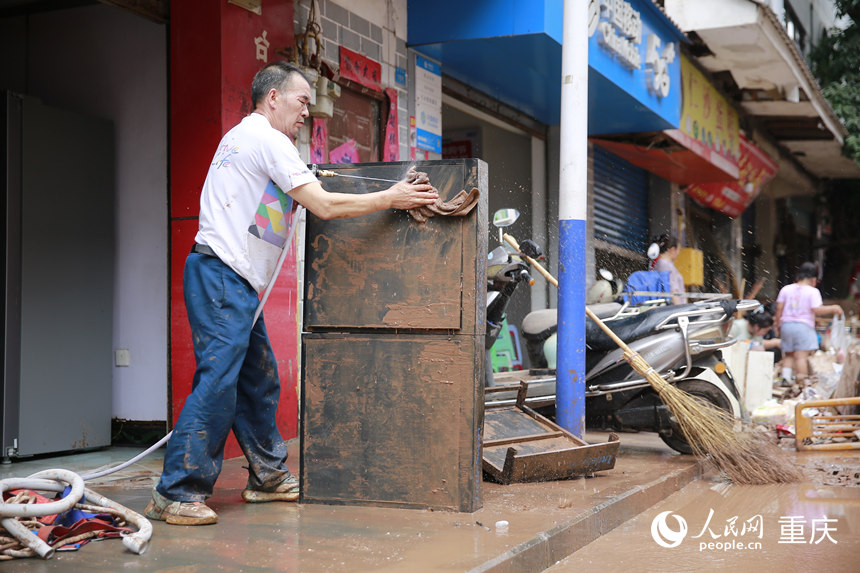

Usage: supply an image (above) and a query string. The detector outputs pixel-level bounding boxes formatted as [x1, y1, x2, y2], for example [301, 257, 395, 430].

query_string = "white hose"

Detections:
[80, 432, 172, 481]
[0, 470, 85, 559]
[0, 470, 83, 518]
[0, 469, 152, 558]
[1, 517, 54, 559]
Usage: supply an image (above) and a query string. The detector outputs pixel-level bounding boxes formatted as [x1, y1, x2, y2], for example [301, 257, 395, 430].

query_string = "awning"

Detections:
[664, 0, 860, 179]
[684, 134, 778, 218]
[591, 131, 738, 184]
[408, 0, 687, 130]
[591, 53, 741, 184]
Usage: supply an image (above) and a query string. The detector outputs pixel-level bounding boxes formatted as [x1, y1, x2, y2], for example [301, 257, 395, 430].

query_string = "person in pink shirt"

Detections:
[774, 262, 843, 385]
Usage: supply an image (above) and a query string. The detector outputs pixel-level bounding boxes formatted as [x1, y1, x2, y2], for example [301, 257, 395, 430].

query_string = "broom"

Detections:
[503, 233, 801, 485]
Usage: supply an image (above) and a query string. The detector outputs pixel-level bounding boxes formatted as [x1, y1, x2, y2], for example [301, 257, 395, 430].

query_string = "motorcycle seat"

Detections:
[586, 302, 701, 351]
[521, 308, 556, 336]
[522, 303, 623, 339]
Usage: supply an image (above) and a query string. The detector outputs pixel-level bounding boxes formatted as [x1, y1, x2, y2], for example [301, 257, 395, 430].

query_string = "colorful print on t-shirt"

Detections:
[248, 180, 294, 248]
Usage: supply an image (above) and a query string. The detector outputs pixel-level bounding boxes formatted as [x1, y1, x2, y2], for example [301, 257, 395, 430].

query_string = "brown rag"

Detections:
[404, 166, 481, 224]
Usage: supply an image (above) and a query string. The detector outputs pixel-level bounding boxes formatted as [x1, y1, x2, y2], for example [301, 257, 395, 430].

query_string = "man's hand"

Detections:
[385, 180, 438, 210]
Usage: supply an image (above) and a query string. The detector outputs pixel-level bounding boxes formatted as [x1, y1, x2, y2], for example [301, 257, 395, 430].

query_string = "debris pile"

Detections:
[750, 314, 860, 451]
[806, 460, 860, 487]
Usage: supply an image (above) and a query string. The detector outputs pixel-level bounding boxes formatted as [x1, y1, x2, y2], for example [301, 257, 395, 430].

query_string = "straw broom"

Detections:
[503, 233, 801, 485]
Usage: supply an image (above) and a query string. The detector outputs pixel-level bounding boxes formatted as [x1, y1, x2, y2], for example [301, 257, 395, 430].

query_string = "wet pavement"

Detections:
[547, 454, 860, 573]
[1, 432, 856, 572]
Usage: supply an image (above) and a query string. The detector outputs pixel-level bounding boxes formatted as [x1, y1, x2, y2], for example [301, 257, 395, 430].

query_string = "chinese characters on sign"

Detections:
[690, 508, 764, 541]
[777, 516, 838, 545]
[254, 30, 270, 62]
[330, 139, 359, 164]
[589, 0, 677, 98]
[593, 0, 643, 69]
[339, 46, 381, 92]
[678, 54, 740, 165]
[650, 509, 838, 552]
[220, 0, 293, 130]
[383, 88, 399, 162]
[310, 118, 328, 164]
[685, 134, 777, 218]
[414, 55, 441, 154]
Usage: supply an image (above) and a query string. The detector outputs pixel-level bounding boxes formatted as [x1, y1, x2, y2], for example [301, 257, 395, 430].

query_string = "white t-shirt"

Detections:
[195, 113, 317, 292]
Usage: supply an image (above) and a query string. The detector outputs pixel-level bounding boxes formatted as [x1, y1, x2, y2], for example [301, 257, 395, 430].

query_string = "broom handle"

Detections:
[502, 232, 634, 354]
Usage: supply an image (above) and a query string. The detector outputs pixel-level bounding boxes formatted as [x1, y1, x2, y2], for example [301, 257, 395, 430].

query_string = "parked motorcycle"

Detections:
[485, 210, 759, 454]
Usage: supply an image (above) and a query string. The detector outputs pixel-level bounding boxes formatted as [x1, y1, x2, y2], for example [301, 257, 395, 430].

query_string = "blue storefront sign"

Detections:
[408, 0, 684, 131]
[588, 0, 683, 134]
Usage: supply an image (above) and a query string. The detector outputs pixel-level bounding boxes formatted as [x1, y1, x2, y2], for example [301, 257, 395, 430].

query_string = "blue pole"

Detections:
[556, 0, 588, 436]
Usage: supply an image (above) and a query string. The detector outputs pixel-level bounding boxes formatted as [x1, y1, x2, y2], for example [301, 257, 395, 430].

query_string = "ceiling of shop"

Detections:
[0, 0, 166, 22]
[408, 0, 564, 126]
[0, 0, 95, 16]
[411, 33, 563, 126]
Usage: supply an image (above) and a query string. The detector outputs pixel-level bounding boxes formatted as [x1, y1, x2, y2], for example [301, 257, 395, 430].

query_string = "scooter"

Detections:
[484, 209, 541, 387]
[485, 210, 759, 454]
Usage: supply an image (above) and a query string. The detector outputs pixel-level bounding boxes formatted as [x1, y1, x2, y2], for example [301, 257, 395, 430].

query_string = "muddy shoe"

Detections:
[242, 474, 299, 503]
[144, 488, 217, 525]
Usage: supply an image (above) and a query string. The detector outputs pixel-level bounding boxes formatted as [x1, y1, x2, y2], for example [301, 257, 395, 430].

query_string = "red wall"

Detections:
[170, 0, 298, 458]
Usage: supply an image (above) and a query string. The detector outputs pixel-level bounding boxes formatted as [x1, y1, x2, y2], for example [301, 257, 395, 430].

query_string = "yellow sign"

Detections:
[679, 55, 740, 166]
[675, 247, 704, 287]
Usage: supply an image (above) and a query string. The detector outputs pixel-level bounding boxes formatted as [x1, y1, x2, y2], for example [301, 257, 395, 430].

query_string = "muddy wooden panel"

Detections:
[303, 160, 487, 334]
[300, 333, 483, 512]
[482, 404, 620, 485]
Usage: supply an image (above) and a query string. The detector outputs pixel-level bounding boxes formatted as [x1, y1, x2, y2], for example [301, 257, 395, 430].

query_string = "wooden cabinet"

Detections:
[300, 159, 487, 511]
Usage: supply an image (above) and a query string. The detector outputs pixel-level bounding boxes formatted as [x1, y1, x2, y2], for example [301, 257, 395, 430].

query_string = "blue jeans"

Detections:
[156, 253, 290, 502]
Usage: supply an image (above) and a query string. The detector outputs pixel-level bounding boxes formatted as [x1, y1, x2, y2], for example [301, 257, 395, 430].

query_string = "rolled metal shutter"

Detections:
[592, 146, 649, 252]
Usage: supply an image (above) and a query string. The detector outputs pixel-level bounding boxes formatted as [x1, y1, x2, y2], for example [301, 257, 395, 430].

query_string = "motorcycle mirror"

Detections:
[599, 268, 614, 281]
[492, 208, 520, 243]
[492, 208, 520, 228]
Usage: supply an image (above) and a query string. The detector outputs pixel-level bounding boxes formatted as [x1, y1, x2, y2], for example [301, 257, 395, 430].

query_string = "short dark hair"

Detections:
[251, 62, 310, 107]
[795, 261, 819, 282]
[747, 306, 774, 329]
[655, 233, 678, 254]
